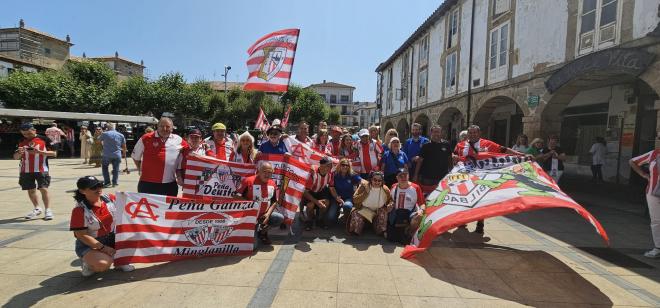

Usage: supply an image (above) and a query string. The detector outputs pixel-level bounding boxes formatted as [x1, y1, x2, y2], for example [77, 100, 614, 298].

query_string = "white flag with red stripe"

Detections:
[244, 29, 300, 93]
[283, 136, 338, 166]
[255, 108, 270, 132]
[113, 192, 258, 265]
[281, 105, 292, 128]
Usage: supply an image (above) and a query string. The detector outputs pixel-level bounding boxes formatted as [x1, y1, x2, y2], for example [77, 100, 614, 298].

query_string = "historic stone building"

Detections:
[307, 81, 357, 126]
[377, 0, 660, 183]
[89, 52, 145, 80]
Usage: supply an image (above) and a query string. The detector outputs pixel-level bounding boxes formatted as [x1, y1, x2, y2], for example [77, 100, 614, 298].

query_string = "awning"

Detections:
[0, 108, 158, 124]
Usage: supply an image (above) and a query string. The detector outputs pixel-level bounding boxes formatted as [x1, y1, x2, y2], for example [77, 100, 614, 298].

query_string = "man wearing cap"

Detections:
[131, 117, 189, 196]
[205, 123, 234, 161]
[258, 124, 288, 155]
[357, 128, 382, 179]
[390, 168, 425, 233]
[302, 157, 337, 230]
[328, 126, 342, 156]
[99, 123, 127, 188]
[14, 123, 57, 220]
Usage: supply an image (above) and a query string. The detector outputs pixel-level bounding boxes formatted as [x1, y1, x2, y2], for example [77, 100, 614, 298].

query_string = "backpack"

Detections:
[386, 208, 412, 244]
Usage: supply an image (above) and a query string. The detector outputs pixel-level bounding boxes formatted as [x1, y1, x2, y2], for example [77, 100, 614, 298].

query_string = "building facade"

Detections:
[307, 81, 357, 126]
[0, 19, 72, 76]
[90, 52, 144, 79]
[354, 101, 380, 128]
[377, 0, 660, 184]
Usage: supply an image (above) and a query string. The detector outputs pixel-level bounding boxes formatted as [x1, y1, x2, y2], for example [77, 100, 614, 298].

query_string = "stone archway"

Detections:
[473, 96, 525, 147]
[413, 114, 431, 136]
[396, 118, 409, 140]
[437, 107, 463, 144]
[384, 121, 394, 132]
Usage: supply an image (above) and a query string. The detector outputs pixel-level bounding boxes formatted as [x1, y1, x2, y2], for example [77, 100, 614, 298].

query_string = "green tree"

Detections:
[327, 109, 340, 125]
[280, 85, 329, 129]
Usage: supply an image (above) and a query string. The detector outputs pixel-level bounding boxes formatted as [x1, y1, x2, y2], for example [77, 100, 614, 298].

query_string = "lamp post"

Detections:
[222, 65, 231, 93]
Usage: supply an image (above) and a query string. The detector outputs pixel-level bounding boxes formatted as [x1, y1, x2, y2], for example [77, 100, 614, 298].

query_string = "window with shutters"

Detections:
[330, 95, 337, 104]
[446, 10, 459, 49]
[444, 52, 457, 95]
[577, 0, 621, 56]
[418, 67, 428, 99]
[488, 21, 509, 82]
[418, 35, 429, 67]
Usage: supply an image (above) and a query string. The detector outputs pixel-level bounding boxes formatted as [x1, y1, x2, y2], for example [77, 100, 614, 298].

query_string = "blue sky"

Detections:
[1, 1, 442, 101]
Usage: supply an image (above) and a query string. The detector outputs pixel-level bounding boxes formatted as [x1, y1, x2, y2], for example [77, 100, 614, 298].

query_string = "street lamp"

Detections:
[222, 65, 231, 93]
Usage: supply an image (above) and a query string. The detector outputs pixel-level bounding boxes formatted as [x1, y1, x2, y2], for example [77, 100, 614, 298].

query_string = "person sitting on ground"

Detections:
[231, 131, 257, 164]
[380, 137, 409, 187]
[302, 157, 336, 231]
[347, 172, 393, 236]
[70, 176, 134, 276]
[235, 162, 284, 247]
[390, 168, 425, 236]
[327, 158, 365, 225]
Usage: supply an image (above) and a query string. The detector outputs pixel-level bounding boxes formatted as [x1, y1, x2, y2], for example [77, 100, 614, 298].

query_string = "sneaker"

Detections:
[103, 183, 112, 188]
[643, 248, 660, 259]
[25, 207, 42, 219]
[112, 183, 118, 187]
[81, 261, 94, 277]
[44, 209, 54, 220]
[115, 264, 135, 272]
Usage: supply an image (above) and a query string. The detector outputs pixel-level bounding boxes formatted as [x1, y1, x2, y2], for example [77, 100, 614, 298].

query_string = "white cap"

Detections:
[358, 129, 369, 137]
[271, 119, 281, 126]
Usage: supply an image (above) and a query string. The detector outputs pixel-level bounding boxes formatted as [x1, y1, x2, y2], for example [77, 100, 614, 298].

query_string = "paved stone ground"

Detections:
[1, 158, 659, 307]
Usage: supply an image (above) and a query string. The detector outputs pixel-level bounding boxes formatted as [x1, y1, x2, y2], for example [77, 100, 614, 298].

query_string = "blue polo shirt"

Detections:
[258, 140, 288, 154]
[332, 173, 362, 199]
[403, 136, 429, 159]
[100, 129, 126, 159]
[382, 151, 408, 176]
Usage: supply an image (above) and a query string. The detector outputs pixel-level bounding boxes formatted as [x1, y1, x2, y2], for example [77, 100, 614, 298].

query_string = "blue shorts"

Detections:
[75, 233, 115, 258]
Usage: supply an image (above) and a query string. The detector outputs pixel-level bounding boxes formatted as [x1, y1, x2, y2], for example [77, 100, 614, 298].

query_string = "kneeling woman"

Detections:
[347, 172, 393, 236]
[70, 176, 134, 276]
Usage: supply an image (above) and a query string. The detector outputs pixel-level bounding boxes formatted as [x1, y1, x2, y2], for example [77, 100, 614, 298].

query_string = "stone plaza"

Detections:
[0, 158, 659, 307]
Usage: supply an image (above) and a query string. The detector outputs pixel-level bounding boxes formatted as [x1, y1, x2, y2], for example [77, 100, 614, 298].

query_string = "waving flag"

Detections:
[255, 108, 270, 132]
[281, 105, 292, 128]
[401, 153, 609, 259]
[244, 29, 300, 93]
[256, 153, 311, 224]
[113, 192, 258, 265]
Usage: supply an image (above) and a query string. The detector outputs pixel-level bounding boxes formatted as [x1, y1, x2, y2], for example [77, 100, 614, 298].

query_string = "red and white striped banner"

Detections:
[113, 192, 258, 265]
[182, 154, 256, 199]
[255, 153, 311, 224]
[281, 105, 291, 128]
[255, 108, 270, 132]
[244, 29, 300, 93]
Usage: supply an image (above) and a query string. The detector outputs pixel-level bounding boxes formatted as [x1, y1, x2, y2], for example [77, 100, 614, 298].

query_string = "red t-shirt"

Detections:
[306, 167, 333, 193]
[69, 194, 116, 238]
[237, 175, 277, 214]
[131, 132, 189, 183]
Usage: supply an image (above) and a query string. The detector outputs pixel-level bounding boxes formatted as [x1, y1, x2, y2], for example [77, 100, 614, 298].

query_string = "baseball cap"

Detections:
[211, 123, 226, 131]
[19, 123, 35, 131]
[319, 156, 332, 165]
[358, 129, 370, 137]
[331, 126, 342, 134]
[395, 168, 409, 176]
[266, 125, 283, 135]
[188, 128, 202, 136]
[77, 176, 103, 190]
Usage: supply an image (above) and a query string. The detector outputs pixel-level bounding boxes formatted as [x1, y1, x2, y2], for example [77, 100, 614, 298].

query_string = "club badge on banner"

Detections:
[401, 153, 610, 259]
[113, 192, 259, 265]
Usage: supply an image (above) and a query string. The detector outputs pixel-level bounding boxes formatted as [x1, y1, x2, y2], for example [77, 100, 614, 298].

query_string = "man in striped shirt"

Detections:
[302, 157, 338, 230]
[14, 123, 57, 220]
[205, 122, 234, 161]
[131, 117, 189, 196]
[630, 147, 660, 258]
[357, 129, 382, 179]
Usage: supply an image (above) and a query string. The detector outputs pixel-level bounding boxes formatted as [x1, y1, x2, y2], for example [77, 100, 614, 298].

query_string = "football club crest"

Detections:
[258, 46, 286, 81]
[180, 212, 236, 247]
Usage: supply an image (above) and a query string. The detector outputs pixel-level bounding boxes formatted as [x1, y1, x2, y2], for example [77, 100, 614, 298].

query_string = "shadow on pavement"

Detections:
[413, 232, 614, 307]
[5, 255, 244, 307]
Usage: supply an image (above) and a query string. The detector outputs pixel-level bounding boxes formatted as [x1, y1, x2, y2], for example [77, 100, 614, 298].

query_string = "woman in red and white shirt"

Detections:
[630, 148, 660, 258]
[312, 129, 332, 156]
[230, 131, 257, 164]
[390, 168, 425, 232]
[70, 176, 134, 276]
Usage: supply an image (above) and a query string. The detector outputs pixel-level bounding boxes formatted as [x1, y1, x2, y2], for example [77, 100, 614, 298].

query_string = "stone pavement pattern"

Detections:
[0, 159, 659, 307]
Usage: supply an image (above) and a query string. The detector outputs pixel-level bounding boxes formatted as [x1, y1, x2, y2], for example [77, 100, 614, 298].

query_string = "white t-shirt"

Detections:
[589, 143, 607, 165]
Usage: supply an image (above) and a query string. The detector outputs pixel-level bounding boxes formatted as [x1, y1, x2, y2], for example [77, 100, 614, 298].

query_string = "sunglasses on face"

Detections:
[340, 164, 350, 167]
[372, 178, 383, 182]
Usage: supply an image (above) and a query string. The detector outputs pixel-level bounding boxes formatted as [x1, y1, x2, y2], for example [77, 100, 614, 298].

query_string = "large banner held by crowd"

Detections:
[113, 192, 259, 266]
[401, 153, 610, 259]
[182, 153, 310, 225]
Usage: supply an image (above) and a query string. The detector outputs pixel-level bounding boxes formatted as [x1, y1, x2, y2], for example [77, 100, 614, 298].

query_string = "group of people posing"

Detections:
[14, 116, 660, 277]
